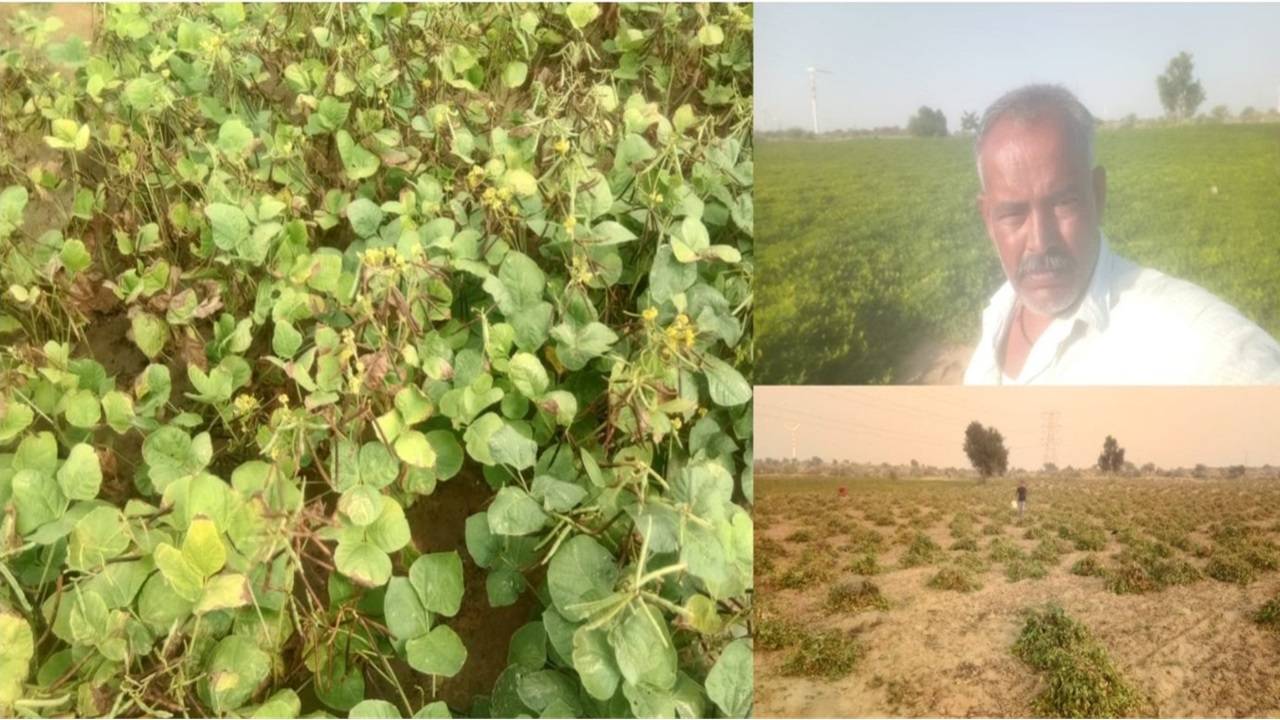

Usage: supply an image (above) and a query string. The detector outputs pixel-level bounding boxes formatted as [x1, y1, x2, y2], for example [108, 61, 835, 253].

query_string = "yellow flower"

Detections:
[277, 393, 290, 407]
[642, 307, 658, 322]
[553, 138, 570, 155]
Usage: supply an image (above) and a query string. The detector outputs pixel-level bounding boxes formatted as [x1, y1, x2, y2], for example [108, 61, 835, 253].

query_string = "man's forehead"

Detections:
[980, 112, 1082, 165]
[979, 114, 1090, 188]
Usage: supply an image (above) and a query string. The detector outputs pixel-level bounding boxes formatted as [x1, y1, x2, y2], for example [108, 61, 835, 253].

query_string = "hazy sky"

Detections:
[755, 3, 1280, 131]
[756, 386, 1280, 469]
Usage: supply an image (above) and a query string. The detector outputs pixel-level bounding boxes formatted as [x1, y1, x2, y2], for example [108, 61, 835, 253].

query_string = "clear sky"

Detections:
[755, 3, 1280, 131]
[755, 386, 1280, 469]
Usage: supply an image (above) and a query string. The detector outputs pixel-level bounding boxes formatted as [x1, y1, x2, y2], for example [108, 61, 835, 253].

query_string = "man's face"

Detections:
[978, 113, 1106, 316]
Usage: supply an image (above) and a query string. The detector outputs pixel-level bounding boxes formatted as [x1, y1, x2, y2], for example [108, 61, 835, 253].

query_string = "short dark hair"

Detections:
[975, 84, 1096, 187]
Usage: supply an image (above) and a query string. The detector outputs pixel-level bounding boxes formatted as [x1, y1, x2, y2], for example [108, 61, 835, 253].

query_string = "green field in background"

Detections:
[755, 124, 1280, 384]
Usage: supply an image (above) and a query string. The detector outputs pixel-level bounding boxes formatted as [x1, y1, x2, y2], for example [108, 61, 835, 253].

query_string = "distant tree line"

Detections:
[757, 51, 1279, 143]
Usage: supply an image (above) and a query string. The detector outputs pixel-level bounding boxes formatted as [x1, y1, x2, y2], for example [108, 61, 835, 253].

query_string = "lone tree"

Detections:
[960, 110, 979, 133]
[963, 421, 1008, 479]
[907, 106, 948, 137]
[1157, 51, 1206, 120]
[1097, 435, 1126, 474]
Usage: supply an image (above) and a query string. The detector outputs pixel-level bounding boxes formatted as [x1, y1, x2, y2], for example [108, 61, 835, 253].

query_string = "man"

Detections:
[1016, 480, 1027, 520]
[964, 84, 1280, 384]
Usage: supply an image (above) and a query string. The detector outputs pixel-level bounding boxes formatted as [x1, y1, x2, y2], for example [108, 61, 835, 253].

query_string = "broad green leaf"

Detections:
[508, 622, 548, 671]
[68, 506, 129, 571]
[572, 626, 621, 700]
[366, 496, 411, 553]
[130, 312, 169, 359]
[489, 420, 537, 470]
[0, 612, 33, 712]
[384, 577, 430, 642]
[217, 117, 254, 157]
[143, 426, 211, 490]
[696, 23, 725, 46]
[410, 552, 464, 617]
[395, 430, 437, 469]
[57, 443, 101, 500]
[531, 476, 587, 513]
[201, 636, 271, 713]
[706, 638, 752, 717]
[350, 700, 401, 719]
[336, 130, 380, 181]
[394, 386, 433, 425]
[413, 701, 451, 719]
[100, 391, 135, 433]
[154, 543, 204, 602]
[272, 320, 303, 359]
[360, 442, 400, 489]
[63, 388, 100, 428]
[339, 485, 384, 527]
[610, 603, 677, 690]
[59, 238, 91, 274]
[335, 540, 392, 587]
[347, 197, 384, 238]
[502, 61, 528, 88]
[0, 399, 33, 443]
[508, 353, 549, 398]
[206, 202, 249, 252]
[183, 516, 226, 578]
[566, 2, 600, 29]
[548, 535, 618, 621]
[550, 320, 617, 371]
[488, 486, 547, 536]
[702, 355, 751, 407]
[251, 690, 302, 719]
[406, 625, 467, 677]
[195, 573, 252, 615]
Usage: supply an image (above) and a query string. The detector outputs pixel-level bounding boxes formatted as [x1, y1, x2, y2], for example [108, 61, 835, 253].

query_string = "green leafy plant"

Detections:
[1012, 604, 1140, 718]
[0, 3, 753, 717]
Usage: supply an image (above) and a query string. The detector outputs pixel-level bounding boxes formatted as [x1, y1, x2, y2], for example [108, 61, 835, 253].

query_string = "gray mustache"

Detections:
[1018, 251, 1074, 278]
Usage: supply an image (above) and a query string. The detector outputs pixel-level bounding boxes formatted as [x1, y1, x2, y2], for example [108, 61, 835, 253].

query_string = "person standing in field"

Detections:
[964, 84, 1280, 385]
[1016, 480, 1028, 519]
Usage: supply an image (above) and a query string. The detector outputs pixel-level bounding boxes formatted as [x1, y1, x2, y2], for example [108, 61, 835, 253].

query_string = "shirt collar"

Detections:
[975, 233, 1116, 383]
[983, 232, 1115, 342]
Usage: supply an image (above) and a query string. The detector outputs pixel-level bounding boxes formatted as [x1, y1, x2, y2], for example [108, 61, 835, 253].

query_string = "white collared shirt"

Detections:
[964, 235, 1280, 385]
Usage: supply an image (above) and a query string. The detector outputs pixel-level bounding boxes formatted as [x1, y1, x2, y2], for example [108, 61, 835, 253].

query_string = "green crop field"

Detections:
[756, 124, 1280, 384]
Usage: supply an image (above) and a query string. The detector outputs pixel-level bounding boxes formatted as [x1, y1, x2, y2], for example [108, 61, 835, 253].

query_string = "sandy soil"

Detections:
[755, 476, 1280, 717]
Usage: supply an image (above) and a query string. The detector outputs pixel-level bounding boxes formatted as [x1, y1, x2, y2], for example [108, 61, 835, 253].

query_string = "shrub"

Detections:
[950, 536, 979, 552]
[826, 580, 890, 613]
[1255, 596, 1280, 632]
[1071, 555, 1106, 577]
[1207, 554, 1257, 585]
[781, 630, 862, 678]
[756, 610, 806, 651]
[0, 4, 755, 715]
[850, 553, 881, 575]
[1013, 605, 1140, 718]
[988, 537, 1022, 562]
[778, 562, 833, 590]
[901, 532, 943, 568]
[927, 566, 983, 593]
[1005, 556, 1049, 582]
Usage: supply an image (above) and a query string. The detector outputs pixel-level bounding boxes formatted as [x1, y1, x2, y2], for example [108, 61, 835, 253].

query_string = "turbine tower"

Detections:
[786, 422, 801, 461]
[807, 66, 832, 135]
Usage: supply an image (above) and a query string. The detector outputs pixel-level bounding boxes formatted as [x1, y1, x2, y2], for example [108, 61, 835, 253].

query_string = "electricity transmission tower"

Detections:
[1041, 411, 1060, 469]
[806, 66, 832, 135]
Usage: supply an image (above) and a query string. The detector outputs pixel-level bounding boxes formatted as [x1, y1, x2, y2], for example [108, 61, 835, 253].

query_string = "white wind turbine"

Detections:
[807, 66, 832, 135]
[786, 422, 801, 461]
